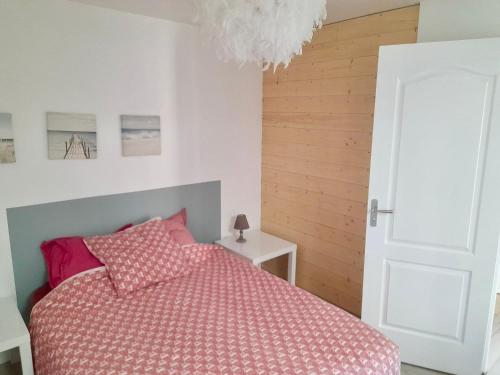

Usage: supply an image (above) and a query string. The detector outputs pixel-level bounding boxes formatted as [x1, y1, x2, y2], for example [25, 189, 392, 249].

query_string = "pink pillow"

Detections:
[163, 208, 196, 245]
[163, 220, 195, 245]
[41, 237, 104, 289]
[167, 208, 187, 225]
[115, 223, 134, 232]
[29, 282, 52, 312]
[41, 224, 133, 289]
[84, 220, 190, 296]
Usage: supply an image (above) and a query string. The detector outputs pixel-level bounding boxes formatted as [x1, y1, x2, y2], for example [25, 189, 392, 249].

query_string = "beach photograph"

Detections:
[121, 115, 161, 157]
[0, 113, 16, 164]
[47, 112, 97, 160]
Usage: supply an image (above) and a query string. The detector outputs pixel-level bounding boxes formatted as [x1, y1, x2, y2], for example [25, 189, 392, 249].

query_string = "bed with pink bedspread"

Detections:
[30, 244, 399, 374]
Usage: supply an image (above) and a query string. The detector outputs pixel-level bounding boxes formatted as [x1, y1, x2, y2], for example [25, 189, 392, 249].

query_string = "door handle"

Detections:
[370, 199, 394, 227]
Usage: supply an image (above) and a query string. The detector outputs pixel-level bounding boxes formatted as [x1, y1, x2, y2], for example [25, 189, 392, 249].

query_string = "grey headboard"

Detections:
[7, 181, 221, 321]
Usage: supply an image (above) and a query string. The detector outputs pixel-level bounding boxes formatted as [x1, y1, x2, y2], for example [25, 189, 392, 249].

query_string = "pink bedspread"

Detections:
[30, 245, 399, 374]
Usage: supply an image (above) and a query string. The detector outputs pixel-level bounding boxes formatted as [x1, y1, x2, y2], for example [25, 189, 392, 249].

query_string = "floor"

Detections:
[488, 295, 500, 372]
[492, 295, 500, 337]
[0, 362, 20, 375]
[401, 364, 447, 374]
[0, 362, 446, 375]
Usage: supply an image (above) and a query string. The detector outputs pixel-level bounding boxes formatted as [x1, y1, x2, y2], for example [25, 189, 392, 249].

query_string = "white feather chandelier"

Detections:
[194, 0, 327, 70]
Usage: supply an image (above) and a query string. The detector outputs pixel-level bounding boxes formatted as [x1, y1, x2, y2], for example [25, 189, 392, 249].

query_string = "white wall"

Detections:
[418, 0, 500, 42]
[0, 0, 262, 299]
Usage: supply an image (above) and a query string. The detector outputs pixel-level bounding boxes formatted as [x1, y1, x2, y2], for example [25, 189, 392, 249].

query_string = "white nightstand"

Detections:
[0, 297, 33, 375]
[216, 230, 297, 285]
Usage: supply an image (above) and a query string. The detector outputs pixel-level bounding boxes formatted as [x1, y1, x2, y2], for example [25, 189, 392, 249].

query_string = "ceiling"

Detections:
[70, 0, 195, 24]
[325, 0, 419, 23]
[71, 0, 419, 25]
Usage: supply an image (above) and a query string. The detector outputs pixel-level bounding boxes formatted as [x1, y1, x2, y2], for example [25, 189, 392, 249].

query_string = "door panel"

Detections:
[383, 261, 469, 341]
[389, 70, 493, 252]
[362, 38, 500, 375]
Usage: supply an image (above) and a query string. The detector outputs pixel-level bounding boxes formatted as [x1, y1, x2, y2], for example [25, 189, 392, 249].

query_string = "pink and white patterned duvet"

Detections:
[30, 245, 399, 375]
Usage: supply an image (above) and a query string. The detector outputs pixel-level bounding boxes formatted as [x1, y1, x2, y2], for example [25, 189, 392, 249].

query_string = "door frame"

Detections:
[361, 38, 500, 375]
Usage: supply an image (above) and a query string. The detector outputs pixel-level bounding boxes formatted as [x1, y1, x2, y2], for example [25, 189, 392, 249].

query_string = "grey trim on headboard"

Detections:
[7, 181, 221, 321]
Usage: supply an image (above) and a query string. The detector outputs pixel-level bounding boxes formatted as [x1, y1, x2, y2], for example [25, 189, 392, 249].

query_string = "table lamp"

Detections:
[234, 214, 250, 243]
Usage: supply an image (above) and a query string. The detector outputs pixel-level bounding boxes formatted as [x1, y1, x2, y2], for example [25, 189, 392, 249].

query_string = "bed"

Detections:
[7, 182, 399, 374]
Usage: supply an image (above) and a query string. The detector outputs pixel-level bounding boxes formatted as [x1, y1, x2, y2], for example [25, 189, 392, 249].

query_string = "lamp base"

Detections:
[236, 230, 247, 243]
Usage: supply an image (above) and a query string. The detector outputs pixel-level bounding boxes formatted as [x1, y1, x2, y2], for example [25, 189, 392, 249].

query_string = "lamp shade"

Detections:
[234, 214, 249, 231]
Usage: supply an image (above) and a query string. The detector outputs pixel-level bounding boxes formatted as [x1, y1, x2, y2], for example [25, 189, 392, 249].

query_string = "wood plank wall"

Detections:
[261, 6, 419, 316]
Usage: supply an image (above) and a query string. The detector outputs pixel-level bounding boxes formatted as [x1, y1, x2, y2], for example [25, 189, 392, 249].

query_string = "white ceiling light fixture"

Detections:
[194, 0, 327, 70]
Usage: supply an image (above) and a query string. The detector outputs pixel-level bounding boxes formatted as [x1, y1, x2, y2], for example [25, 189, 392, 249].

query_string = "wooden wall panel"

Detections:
[261, 6, 419, 316]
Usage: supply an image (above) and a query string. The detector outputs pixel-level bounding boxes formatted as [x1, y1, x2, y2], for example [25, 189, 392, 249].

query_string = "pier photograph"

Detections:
[121, 115, 161, 157]
[47, 112, 97, 160]
[0, 113, 16, 164]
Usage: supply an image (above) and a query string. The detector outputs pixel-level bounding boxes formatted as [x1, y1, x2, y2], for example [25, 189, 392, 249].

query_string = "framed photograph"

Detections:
[121, 115, 161, 157]
[47, 112, 97, 160]
[0, 113, 16, 164]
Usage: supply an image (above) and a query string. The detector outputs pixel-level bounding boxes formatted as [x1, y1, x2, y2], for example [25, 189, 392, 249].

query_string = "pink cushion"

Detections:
[41, 237, 104, 289]
[84, 220, 190, 296]
[167, 208, 187, 225]
[115, 223, 134, 232]
[29, 282, 52, 313]
[163, 208, 196, 245]
[41, 224, 133, 289]
[163, 220, 195, 245]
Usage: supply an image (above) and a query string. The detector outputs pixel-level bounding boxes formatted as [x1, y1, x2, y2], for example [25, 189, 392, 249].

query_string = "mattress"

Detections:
[30, 245, 399, 374]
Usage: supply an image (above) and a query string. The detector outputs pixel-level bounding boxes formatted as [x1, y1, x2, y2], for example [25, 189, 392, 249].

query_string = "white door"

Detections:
[362, 38, 500, 375]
